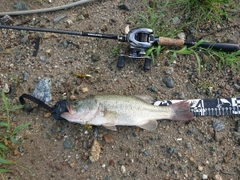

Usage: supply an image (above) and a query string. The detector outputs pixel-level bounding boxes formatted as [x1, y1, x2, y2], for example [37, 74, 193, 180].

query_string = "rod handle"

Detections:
[158, 37, 184, 47]
[194, 42, 239, 52]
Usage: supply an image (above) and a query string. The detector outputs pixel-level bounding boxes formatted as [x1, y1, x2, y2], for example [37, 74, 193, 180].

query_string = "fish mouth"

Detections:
[67, 105, 76, 114]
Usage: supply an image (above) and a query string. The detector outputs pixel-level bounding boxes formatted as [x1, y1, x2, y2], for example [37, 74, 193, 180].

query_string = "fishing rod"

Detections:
[0, 25, 239, 70]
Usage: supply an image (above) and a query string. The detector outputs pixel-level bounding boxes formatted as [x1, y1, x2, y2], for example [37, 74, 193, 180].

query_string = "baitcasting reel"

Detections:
[117, 28, 156, 70]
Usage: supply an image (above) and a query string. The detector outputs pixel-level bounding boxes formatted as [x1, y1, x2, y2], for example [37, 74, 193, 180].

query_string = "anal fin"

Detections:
[139, 120, 158, 131]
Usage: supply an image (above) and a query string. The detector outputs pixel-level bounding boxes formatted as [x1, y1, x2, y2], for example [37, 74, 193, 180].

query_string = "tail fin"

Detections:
[169, 101, 193, 121]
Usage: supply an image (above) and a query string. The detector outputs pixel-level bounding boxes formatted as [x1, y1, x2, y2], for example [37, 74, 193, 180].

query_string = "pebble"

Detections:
[66, 19, 73, 26]
[214, 164, 221, 171]
[132, 132, 137, 137]
[162, 76, 174, 88]
[213, 120, 225, 132]
[186, 142, 191, 149]
[198, 165, 203, 171]
[214, 132, 223, 142]
[21, 36, 28, 43]
[103, 133, 114, 143]
[81, 9, 89, 18]
[18, 147, 24, 153]
[32, 78, 52, 104]
[89, 139, 101, 162]
[168, 147, 176, 155]
[23, 72, 27, 81]
[172, 17, 180, 24]
[39, 56, 47, 62]
[13, 1, 29, 10]
[3, 83, 10, 93]
[63, 139, 73, 149]
[83, 164, 88, 171]
[202, 174, 208, 180]
[53, 15, 66, 24]
[0, 15, 14, 25]
[165, 67, 174, 75]
[144, 149, 151, 156]
[77, 14, 85, 21]
[121, 165, 126, 173]
[148, 86, 157, 92]
[177, 32, 186, 40]
[118, 1, 131, 11]
[213, 173, 223, 180]
[187, 128, 194, 134]
[91, 53, 100, 62]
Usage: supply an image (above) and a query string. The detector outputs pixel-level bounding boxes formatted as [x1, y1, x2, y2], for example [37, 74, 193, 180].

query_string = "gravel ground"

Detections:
[0, 0, 240, 180]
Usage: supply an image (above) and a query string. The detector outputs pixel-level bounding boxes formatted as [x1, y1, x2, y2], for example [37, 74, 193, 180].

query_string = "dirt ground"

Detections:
[0, 0, 240, 180]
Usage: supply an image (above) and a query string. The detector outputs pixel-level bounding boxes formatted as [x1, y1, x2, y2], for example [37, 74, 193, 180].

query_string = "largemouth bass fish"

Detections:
[61, 95, 193, 131]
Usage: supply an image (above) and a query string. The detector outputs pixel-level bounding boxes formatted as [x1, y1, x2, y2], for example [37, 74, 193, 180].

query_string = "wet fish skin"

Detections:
[60, 95, 193, 131]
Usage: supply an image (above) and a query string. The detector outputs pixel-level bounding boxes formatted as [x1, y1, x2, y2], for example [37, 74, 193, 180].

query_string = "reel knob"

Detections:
[117, 55, 125, 68]
[144, 58, 151, 70]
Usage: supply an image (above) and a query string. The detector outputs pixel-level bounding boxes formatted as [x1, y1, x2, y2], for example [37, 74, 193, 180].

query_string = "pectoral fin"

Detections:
[101, 111, 118, 131]
[139, 120, 158, 130]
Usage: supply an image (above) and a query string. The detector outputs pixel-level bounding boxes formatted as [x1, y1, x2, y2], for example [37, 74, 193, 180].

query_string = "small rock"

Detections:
[189, 157, 195, 164]
[172, 17, 180, 24]
[213, 173, 223, 180]
[83, 164, 88, 171]
[109, 159, 115, 166]
[63, 139, 73, 149]
[213, 120, 225, 132]
[45, 49, 52, 56]
[103, 133, 114, 143]
[168, 147, 176, 155]
[81, 9, 89, 18]
[77, 14, 85, 21]
[39, 56, 47, 62]
[21, 36, 28, 43]
[23, 72, 27, 81]
[118, 1, 131, 11]
[144, 149, 151, 156]
[13, 1, 29, 10]
[91, 54, 100, 62]
[187, 128, 194, 134]
[69, 162, 75, 168]
[70, 94, 76, 100]
[186, 142, 191, 149]
[0, 15, 14, 25]
[53, 15, 66, 24]
[89, 139, 101, 162]
[214, 132, 223, 142]
[210, 146, 216, 152]
[177, 32, 186, 40]
[121, 165, 126, 173]
[148, 86, 157, 92]
[3, 83, 10, 93]
[202, 174, 208, 180]
[165, 67, 174, 75]
[81, 87, 88, 93]
[162, 76, 174, 88]
[198, 165, 203, 171]
[18, 147, 24, 153]
[32, 78, 52, 104]
[66, 19, 73, 26]
[214, 164, 221, 171]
